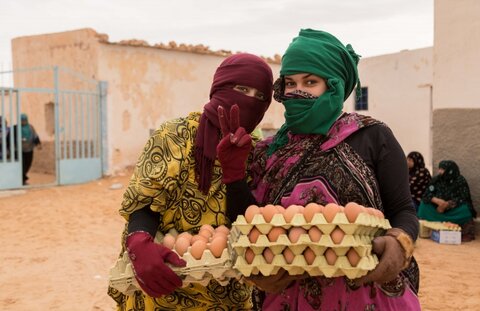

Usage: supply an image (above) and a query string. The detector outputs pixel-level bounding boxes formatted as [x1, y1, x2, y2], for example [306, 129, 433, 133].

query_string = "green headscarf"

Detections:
[268, 29, 361, 155]
[21, 113, 32, 140]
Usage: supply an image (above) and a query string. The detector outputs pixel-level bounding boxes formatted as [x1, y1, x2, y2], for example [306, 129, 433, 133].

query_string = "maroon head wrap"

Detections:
[195, 53, 273, 193]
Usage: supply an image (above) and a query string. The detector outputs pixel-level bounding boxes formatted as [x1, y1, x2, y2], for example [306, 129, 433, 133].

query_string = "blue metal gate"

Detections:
[0, 66, 107, 190]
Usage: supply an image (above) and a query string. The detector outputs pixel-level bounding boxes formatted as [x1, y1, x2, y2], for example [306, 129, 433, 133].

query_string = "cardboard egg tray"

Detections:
[234, 250, 378, 279]
[109, 251, 141, 296]
[419, 220, 461, 231]
[231, 211, 390, 279]
[109, 230, 242, 294]
[233, 212, 391, 236]
[232, 233, 372, 257]
[170, 245, 239, 287]
[419, 220, 461, 238]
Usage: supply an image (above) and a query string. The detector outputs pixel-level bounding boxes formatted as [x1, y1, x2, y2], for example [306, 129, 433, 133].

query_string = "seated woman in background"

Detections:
[407, 151, 431, 210]
[417, 160, 477, 241]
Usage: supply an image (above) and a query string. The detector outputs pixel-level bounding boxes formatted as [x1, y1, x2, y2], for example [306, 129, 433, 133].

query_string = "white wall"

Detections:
[433, 0, 480, 109]
[345, 48, 434, 170]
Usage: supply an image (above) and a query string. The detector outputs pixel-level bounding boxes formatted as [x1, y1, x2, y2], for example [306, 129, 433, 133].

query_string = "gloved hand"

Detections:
[217, 105, 253, 183]
[354, 230, 410, 286]
[126, 231, 186, 297]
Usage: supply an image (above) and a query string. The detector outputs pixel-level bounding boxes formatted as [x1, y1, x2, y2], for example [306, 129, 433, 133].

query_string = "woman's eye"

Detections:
[234, 85, 249, 93]
[255, 93, 266, 101]
[306, 80, 317, 86]
[285, 82, 295, 88]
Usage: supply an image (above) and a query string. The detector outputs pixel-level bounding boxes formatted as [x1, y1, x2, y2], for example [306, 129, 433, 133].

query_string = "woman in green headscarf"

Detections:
[8, 113, 41, 184]
[220, 29, 421, 310]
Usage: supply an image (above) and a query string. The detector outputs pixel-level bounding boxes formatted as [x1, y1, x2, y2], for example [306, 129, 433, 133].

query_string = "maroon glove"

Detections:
[217, 105, 253, 184]
[126, 231, 186, 297]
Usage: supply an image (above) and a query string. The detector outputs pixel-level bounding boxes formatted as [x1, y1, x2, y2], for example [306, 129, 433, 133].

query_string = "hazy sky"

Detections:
[0, 0, 433, 68]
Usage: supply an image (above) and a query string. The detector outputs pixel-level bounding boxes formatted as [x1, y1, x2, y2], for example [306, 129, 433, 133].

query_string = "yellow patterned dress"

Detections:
[108, 112, 253, 310]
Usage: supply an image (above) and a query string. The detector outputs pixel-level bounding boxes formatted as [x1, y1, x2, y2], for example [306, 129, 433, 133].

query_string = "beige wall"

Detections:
[98, 43, 282, 173]
[345, 48, 434, 170]
[11, 28, 284, 175]
[433, 0, 480, 109]
[432, 0, 480, 209]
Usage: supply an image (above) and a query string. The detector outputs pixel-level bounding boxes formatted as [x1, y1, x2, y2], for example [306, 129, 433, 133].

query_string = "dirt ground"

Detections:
[0, 170, 479, 311]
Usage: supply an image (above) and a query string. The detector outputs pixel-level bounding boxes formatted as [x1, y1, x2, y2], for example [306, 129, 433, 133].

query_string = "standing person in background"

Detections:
[418, 160, 476, 241]
[7, 113, 41, 184]
[407, 151, 432, 210]
[0, 116, 9, 160]
[220, 29, 420, 310]
[107, 53, 274, 310]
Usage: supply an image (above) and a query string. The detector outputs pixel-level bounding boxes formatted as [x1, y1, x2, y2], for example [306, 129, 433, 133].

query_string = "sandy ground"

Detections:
[0, 170, 479, 311]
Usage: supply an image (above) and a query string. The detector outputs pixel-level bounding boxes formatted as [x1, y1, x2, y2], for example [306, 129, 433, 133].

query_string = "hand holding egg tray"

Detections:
[231, 202, 391, 280]
[109, 225, 241, 294]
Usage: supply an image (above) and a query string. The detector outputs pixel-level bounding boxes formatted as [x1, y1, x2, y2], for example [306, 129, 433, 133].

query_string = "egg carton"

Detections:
[108, 251, 141, 295]
[169, 231, 243, 285]
[419, 220, 461, 231]
[233, 212, 391, 236]
[232, 233, 372, 257]
[109, 229, 243, 293]
[234, 252, 378, 279]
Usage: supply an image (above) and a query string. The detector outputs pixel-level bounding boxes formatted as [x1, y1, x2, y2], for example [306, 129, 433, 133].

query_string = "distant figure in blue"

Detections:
[7, 113, 42, 185]
[0, 116, 9, 160]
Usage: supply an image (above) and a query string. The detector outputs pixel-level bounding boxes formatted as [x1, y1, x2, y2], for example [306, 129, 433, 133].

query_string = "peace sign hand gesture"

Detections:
[216, 104, 253, 184]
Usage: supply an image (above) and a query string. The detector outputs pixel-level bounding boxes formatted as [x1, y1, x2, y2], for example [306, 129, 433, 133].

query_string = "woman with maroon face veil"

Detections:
[108, 53, 273, 310]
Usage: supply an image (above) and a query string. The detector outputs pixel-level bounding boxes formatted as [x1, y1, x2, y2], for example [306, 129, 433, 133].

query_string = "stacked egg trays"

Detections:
[232, 204, 391, 280]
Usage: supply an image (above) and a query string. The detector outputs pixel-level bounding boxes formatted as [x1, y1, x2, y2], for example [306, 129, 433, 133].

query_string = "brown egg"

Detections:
[200, 224, 215, 235]
[346, 248, 361, 267]
[190, 240, 207, 260]
[344, 202, 364, 223]
[288, 227, 308, 243]
[283, 247, 295, 264]
[245, 248, 255, 264]
[304, 202, 321, 222]
[177, 232, 192, 244]
[267, 227, 287, 242]
[324, 248, 338, 265]
[174, 237, 190, 257]
[303, 247, 316, 265]
[248, 227, 262, 243]
[330, 227, 345, 244]
[245, 205, 261, 223]
[308, 227, 322, 242]
[262, 204, 278, 223]
[198, 229, 213, 241]
[215, 225, 230, 235]
[209, 235, 228, 258]
[275, 205, 286, 214]
[365, 207, 377, 216]
[263, 248, 275, 264]
[284, 204, 301, 222]
[162, 234, 176, 250]
[372, 209, 385, 219]
[191, 234, 209, 244]
[323, 203, 340, 223]
[211, 230, 228, 241]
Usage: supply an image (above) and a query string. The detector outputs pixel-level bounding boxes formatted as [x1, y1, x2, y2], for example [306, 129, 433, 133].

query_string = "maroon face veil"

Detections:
[195, 53, 273, 193]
